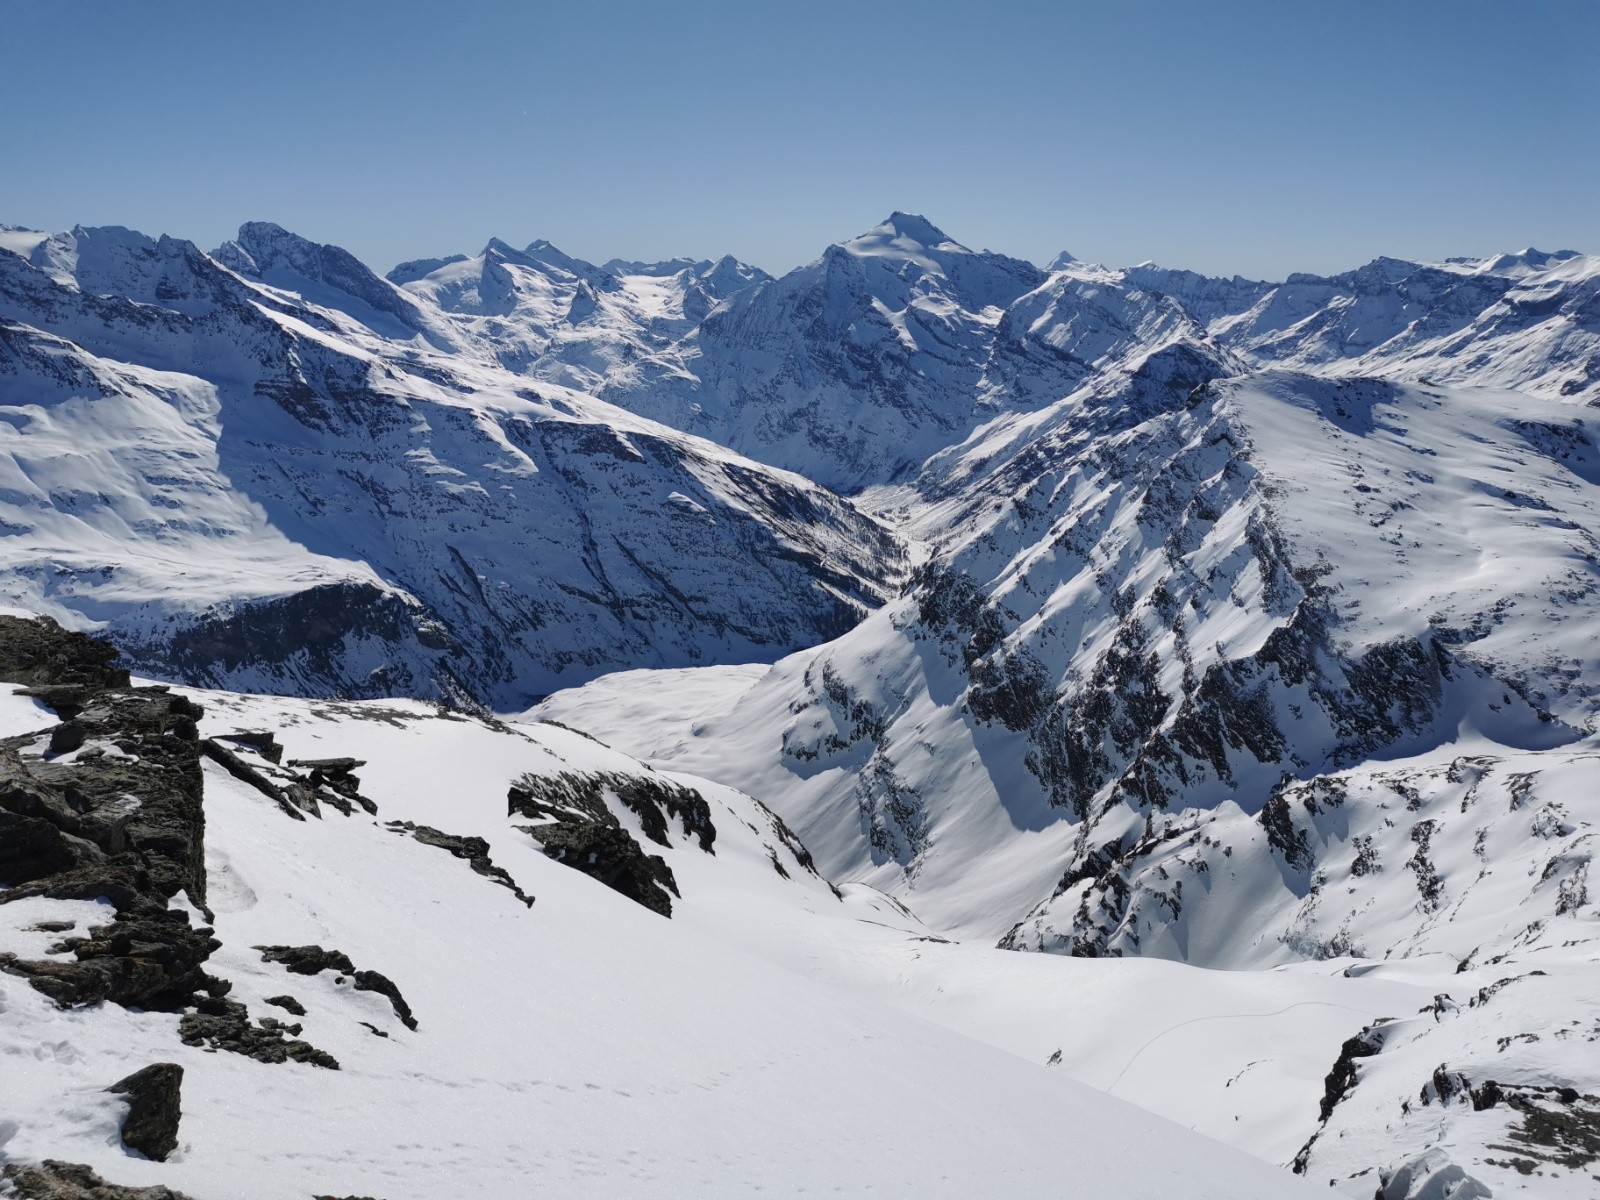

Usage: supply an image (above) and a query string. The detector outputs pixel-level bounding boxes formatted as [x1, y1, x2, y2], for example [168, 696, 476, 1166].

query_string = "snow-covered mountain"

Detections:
[1116, 247, 1600, 401]
[598, 213, 1049, 492]
[539, 341, 1600, 1194]
[388, 236, 770, 392]
[0, 223, 901, 707]
[589, 220, 1597, 492]
[4, 208, 1600, 1198]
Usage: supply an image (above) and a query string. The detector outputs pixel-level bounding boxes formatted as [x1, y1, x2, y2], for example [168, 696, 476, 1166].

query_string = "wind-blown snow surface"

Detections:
[0, 682, 1325, 1200]
[0, 224, 902, 705]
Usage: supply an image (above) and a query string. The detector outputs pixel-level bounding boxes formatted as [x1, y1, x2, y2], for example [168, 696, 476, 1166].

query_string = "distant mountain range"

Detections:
[3, 212, 1598, 1197]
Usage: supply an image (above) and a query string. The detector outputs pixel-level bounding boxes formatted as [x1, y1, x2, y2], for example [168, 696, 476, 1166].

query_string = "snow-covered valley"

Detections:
[2, 212, 1599, 1198]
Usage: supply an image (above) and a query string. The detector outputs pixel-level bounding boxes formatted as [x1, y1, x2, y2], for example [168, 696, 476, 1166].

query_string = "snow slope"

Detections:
[0, 224, 902, 706]
[0, 678, 1326, 1200]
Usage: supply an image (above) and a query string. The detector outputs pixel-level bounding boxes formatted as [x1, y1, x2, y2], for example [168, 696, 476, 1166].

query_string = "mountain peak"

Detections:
[870, 212, 953, 246]
[216, 220, 422, 331]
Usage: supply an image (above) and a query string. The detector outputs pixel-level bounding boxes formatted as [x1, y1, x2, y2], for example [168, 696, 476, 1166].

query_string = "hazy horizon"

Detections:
[6, 0, 1598, 279]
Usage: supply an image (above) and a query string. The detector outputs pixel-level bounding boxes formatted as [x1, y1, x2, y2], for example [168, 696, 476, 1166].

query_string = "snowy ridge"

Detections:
[598, 213, 1048, 492]
[1116, 248, 1600, 401]
[0, 223, 903, 706]
[390, 236, 770, 393]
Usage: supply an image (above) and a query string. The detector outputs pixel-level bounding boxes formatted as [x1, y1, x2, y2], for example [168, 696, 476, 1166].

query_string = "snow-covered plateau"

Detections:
[2, 213, 1599, 1198]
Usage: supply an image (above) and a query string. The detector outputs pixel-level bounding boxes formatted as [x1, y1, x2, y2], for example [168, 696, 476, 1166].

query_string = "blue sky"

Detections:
[5, 0, 1597, 278]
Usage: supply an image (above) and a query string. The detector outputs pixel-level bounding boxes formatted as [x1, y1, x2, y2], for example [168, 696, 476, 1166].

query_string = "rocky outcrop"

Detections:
[106, 1063, 183, 1162]
[0, 619, 218, 1012]
[507, 772, 696, 917]
[0, 1161, 197, 1200]
[385, 821, 533, 906]
[255, 945, 417, 1031]
[0, 616, 340, 1071]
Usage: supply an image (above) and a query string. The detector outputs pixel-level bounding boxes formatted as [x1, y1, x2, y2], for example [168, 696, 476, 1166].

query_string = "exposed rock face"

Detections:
[506, 771, 713, 917]
[0, 620, 217, 1012]
[0, 616, 341, 1071]
[106, 1063, 183, 1162]
[0, 1160, 197, 1200]
[0, 615, 129, 692]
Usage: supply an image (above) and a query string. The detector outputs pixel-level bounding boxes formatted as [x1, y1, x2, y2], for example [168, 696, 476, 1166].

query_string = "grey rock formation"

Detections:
[105, 1063, 183, 1162]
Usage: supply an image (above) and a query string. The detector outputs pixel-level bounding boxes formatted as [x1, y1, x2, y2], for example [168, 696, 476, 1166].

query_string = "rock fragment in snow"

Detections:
[179, 996, 340, 1069]
[256, 944, 418, 1030]
[106, 1062, 183, 1162]
[385, 820, 533, 906]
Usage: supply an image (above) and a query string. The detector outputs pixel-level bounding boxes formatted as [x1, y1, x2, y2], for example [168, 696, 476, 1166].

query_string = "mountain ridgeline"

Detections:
[4, 211, 1600, 1197]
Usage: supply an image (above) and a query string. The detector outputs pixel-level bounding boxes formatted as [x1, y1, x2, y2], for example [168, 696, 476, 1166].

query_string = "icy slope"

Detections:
[0, 643, 1323, 1200]
[0, 224, 902, 705]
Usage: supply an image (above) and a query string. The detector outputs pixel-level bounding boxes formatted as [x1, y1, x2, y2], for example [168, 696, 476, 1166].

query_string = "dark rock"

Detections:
[1260, 791, 1314, 871]
[0, 618, 247, 1053]
[256, 944, 418, 1030]
[0, 614, 129, 694]
[179, 997, 339, 1069]
[199, 737, 305, 821]
[510, 769, 715, 854]
[0, 907, 220, 1011]
[265, 993, 306, 1016]
[257, 944, 357, 975]
[48, 721, 86, 755]
[351, 970, 417, 1032]
[0, 804, 82, 886]
[509, 772, 684, 916]
[1, 1159, 197, 1200]
[106, 1062, 183, 1161]
[217, 730, 283, 764]
[1291, 1020, 1391, 1173]
[385, 820, 534, 906]
[287, 757, 366, 773]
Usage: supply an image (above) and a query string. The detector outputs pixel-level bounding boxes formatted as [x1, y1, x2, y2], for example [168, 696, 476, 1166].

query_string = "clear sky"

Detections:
[5, 0, 1597, 279]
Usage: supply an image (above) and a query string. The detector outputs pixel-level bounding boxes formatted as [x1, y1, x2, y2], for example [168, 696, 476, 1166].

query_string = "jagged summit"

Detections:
[213, 220, 429, 335]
